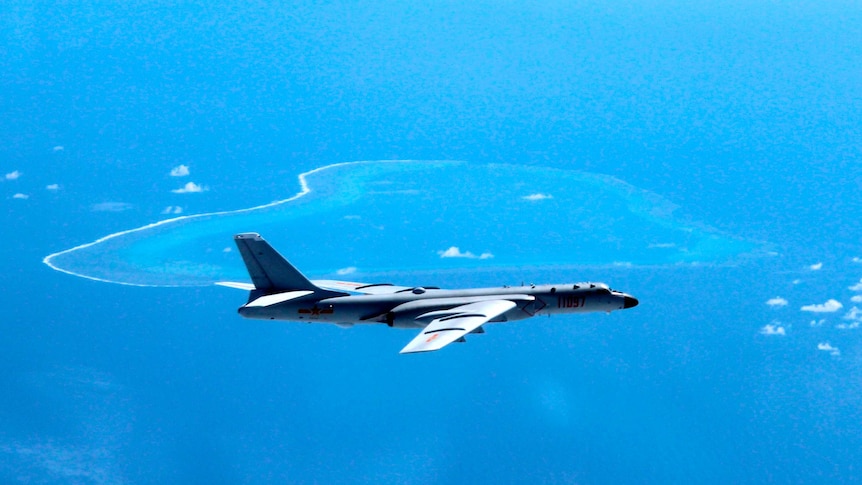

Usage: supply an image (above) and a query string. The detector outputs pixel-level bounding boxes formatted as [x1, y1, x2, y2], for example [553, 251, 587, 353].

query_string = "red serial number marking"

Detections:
[558, 296, 586, 308]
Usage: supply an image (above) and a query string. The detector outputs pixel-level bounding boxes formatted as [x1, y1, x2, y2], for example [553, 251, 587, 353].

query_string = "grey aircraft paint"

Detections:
[229, 233, 638, 353]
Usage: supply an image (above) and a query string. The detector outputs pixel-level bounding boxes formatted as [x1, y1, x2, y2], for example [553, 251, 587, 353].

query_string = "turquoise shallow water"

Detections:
[46, 160, 758, 286]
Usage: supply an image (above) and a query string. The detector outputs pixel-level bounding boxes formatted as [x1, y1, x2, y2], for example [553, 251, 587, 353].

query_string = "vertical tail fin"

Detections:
[233, 233, 343, 296]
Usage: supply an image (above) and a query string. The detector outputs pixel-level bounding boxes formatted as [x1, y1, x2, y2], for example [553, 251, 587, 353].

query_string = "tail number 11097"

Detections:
[558, 296, 586, 308]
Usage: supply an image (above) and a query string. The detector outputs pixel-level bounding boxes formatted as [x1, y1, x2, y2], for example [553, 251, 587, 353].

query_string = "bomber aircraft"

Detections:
[219, 233, 639, 353]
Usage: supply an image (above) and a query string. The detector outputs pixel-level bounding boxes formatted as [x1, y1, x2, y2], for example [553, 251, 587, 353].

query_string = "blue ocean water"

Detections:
[2, 2, 861, 483]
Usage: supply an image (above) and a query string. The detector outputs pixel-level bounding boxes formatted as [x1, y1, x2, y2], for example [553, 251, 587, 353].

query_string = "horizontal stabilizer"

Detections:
[215, 281, 256, 291]
[245, 290, 315, 307]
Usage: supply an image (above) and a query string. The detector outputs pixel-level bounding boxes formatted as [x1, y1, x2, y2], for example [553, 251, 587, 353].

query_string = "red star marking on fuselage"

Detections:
[298, 306, 333, 318]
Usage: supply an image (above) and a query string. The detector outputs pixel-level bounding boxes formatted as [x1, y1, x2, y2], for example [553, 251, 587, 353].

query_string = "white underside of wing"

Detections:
[400, 300, 518, 354]
[245, 290, 314, 307]
[216, 279, 414, 295]
[313, 279, 413, 295]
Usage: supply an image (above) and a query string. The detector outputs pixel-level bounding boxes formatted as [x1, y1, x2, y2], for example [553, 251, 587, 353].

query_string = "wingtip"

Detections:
[399, 343, 436, 354]
[399, 348, 432, 355]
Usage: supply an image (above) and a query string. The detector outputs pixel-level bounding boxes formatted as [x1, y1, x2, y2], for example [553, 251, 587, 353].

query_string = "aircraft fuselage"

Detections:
[228, 232, 639, 353]
[238, 282, 637, 329]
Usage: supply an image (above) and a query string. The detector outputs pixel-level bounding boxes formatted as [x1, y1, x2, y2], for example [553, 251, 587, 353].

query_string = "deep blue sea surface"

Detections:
[3, 2, 861, 483]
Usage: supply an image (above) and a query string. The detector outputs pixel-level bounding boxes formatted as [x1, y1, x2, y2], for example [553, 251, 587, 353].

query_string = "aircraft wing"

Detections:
[313, 279, 416, 295]
[400, 300, 517, 354]
[216, 279, 417, 295]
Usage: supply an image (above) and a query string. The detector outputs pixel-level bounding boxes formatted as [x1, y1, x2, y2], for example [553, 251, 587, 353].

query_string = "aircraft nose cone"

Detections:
[623, 295, 639, 309]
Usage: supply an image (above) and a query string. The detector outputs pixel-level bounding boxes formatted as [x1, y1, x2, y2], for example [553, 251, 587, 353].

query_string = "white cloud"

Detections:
[161, 206, 183, 215]
[12, 193, 29, 200]
[809, 262, 823, 271]
[851, 295, 862, 303]
[46, 183, 60, 190]
[810, 319, 825, 327]
[5, 170, 21, 180]
[843, 306, 862, 322]
[92, 202, 133, 212]
[848, 279, 862, 292]
[766, 297, 788, 307]
[801, 299, 843, 313]
[837, 306, 861, 329]
[522, 193, 553, 201]
[648, 243, 676, 249]
[852, 257, 862, 264]
[792, 279, 801, 285]
[336, 266, 357, 275]
[52, 145, 64, 152]
[439, 247, 467, 258]
[817, 342, 840, 356]
[759, 323, 786, 336]
[438, 246, 493, 260]
[171, 181, 207, 194]
[223, 247, 232, 253]
[170, 164, 190, 177]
